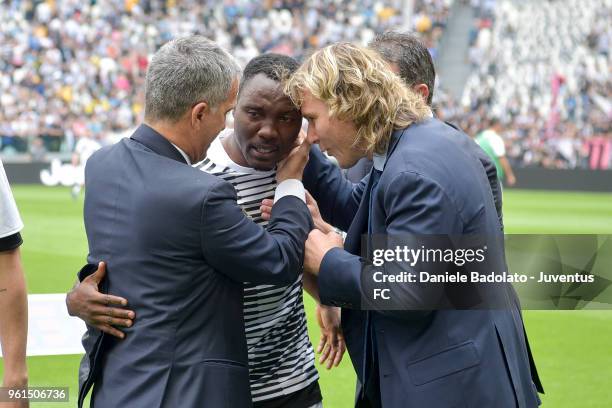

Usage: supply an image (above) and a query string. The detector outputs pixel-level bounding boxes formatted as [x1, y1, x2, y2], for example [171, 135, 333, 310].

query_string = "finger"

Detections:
[89, 261, 106, 284]
[316, 334, 327, 354]
[296, 129, 307, 146]
[319, 342, 331, 364]
[325, 342, 339, 369]
[260, 204, 273, 214]
[92, 292, 128, 307]
[296, 137, 312, 156]
[326, 349, 337, 370]
[333, 341, 346, 367]
[105, 306, 135, 320]
[93, 315, 133, 328]
[261, 199, 274, 207]
[87, 304, 135, 320]
[95, 323, 125, 339]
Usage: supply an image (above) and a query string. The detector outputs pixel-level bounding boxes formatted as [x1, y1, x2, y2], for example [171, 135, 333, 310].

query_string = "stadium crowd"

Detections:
[450, 0, 611, 170]
[1, 0, 609, 170]
[1, 0, 446, 156]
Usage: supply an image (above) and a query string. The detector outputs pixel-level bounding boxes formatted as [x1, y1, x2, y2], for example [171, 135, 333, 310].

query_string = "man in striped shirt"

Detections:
[66, 53, 345, 408]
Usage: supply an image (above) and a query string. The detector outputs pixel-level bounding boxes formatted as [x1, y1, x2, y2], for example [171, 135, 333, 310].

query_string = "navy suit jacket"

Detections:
[304, 118, 541, 408]
[344, 121, 504, 227]
[77, 124, 312, 408]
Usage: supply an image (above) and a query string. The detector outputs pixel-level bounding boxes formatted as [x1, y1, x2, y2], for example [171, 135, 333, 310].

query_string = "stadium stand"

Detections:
[0, 0, 452, 158]
[3, 0, 608, 170]
[437, 0, 611, 170]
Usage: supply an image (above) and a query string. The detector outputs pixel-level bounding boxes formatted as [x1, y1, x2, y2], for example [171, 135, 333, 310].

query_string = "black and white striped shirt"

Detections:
[195, 131, 319, 403]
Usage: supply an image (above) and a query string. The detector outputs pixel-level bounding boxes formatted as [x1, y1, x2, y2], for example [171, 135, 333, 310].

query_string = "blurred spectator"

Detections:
[475, 118, 516, 186]
[71, 134, 102, 199]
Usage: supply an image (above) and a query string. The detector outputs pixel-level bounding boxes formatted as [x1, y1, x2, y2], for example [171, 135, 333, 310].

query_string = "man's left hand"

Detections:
[304, 230, 343, 275]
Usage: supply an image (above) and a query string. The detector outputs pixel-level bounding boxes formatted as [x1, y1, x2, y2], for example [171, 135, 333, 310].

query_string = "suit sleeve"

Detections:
[303, 145, 367, 231]
[318, 171, 463, 318]
[479, 154, 503, 227]
[201, 179, 313, 285]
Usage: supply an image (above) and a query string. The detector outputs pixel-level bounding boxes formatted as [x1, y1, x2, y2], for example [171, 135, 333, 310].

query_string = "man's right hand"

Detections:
[276, 130, 311, 182]
[65, 262, 135, 338]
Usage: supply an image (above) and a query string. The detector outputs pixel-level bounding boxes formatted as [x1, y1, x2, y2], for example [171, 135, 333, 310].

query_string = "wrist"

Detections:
[277, 174, 302, 182]
[321, 222, 334, 234]
[2, 368, 28, 387]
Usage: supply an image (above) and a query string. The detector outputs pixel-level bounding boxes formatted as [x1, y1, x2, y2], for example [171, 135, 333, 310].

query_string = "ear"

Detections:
[412, 84, 430, 103]
[191, 102, 210, 128]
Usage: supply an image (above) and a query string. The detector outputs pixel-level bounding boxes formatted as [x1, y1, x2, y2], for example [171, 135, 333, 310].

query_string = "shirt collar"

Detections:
[171, 143, 191, 165]
[373, 151, 386, 172]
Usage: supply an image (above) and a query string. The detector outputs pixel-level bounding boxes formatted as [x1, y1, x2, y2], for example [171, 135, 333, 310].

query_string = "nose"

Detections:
[306, 125, 319, 145]
[257, 121, 279, 142]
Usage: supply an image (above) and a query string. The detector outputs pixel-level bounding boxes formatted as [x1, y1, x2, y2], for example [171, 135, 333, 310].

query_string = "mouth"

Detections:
[249, 144, 280, 160]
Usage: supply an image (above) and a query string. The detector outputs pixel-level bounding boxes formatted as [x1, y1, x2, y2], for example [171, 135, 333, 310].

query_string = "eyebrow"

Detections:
[279, 109, 301, 116]
[242, 105, 263, 111]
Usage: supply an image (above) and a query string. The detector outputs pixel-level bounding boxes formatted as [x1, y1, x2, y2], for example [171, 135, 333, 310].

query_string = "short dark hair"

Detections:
[239, 53, 299, 93]
[369, 31, 435, 105]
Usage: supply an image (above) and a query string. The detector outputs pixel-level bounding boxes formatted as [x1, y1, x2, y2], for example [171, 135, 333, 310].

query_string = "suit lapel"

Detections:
[344, 171, 375, 255]
[130, 124, 188, 164]
[344, 127, 406, 254]
[384, 127, 406, 169]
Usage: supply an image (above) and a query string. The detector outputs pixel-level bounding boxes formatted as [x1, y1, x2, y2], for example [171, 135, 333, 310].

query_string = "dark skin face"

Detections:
[223, 73, 302, 171]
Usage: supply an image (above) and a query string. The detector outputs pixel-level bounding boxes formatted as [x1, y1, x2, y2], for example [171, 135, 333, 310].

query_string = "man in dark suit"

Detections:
[281, 43, 541, 407]
[74, 36, 312, 408]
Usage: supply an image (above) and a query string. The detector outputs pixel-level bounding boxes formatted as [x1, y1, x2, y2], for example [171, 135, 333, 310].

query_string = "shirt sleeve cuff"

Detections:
[0, 232, 23, 252]
[274, 179, 306, 204]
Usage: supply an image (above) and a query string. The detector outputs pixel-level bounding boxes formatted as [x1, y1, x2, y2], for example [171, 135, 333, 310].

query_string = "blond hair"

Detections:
[285, 42, 431, 154]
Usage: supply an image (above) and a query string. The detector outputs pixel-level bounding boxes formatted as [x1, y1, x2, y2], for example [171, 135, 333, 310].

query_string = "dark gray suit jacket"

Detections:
[77, 124, 312, 408]
[304, 118, 541, 408]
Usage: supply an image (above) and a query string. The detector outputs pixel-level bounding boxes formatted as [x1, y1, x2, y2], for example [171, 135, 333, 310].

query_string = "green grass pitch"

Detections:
[1, 186, 612, 407]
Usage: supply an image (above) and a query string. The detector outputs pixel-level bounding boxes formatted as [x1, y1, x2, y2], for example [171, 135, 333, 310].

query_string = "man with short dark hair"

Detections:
[71, 37, 313, 408]
[369, 31, 436, 105]
[67, 53, 342, 408]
